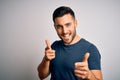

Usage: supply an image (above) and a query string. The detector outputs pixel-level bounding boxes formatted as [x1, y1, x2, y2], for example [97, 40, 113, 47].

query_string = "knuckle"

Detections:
[81, 76, 86, 79]
[83, 72, 87, 75]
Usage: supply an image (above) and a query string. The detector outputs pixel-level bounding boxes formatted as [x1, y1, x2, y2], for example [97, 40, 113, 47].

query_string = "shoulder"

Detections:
[80, 38, 93, 49]
[51, 40, 63, 49]
[81, 38, 100, 54]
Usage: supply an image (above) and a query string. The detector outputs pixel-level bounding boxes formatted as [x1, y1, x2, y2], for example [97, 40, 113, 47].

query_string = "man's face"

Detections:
[54, 14, 77, 45]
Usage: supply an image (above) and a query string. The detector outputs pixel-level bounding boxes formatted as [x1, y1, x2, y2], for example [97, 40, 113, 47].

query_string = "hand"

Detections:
[44, 40, 55, 61]
[74, 53, 91, 79]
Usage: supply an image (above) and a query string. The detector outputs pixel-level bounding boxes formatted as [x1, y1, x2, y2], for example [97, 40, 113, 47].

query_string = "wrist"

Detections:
[44, 56, 51, 61]
[87, 71, 92, 80]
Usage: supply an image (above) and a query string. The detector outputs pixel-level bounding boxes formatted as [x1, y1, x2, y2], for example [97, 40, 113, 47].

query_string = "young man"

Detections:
[38, 6, 103, 80]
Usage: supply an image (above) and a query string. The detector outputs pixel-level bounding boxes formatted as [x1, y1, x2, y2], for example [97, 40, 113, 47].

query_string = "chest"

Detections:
[51, 46, 87, 71]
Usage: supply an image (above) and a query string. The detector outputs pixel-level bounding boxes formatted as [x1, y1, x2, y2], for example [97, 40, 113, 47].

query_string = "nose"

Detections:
[62, 27, 67, 34]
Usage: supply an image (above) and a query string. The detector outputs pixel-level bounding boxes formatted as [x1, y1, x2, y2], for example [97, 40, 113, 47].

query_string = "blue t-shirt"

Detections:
[50, 38, 101, 80]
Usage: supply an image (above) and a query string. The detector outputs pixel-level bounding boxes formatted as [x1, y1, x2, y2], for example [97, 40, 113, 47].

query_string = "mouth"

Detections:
[62, 33, 70, 40]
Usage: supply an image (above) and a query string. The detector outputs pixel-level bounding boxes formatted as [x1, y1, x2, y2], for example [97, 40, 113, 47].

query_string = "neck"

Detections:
[65, 34, 81, 45]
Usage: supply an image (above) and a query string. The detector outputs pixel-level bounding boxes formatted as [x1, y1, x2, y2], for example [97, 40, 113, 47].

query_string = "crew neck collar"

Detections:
[62, 38, 83, 47]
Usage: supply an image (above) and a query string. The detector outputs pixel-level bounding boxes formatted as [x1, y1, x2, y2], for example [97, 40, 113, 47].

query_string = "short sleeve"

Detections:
[87, 44, 101, 70]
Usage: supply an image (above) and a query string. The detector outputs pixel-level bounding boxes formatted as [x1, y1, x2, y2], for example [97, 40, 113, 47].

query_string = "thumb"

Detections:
[82, 53, 90, 62]
[45, 40, 51, 50]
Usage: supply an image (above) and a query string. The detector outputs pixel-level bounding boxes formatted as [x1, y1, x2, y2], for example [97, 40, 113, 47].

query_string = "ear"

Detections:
[54, 24, 57, 30]
[75, 19, 78, 28]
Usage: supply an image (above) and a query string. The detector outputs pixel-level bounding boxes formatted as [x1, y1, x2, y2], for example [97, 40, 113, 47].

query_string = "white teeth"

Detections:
[64, 34, 69, 37]
[63, 34, 69, 39]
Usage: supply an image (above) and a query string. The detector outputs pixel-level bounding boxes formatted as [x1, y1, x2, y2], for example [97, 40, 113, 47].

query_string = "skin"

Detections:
[38, 14, 103, 80]
[54, 14, 79, 45]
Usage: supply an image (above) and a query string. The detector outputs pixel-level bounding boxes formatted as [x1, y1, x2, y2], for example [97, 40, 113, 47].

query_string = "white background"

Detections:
[0, 0, 120, 80]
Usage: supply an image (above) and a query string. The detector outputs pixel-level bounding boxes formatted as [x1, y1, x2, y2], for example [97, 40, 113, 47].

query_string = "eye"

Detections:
[66, 23, 71, 27]
[56, 25, 62, 29]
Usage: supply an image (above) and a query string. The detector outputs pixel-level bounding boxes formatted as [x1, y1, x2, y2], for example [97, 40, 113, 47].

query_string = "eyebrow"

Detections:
[56, 22, 71, 26]
[65, 23, 71, 25]
[56, 24, 62, 27]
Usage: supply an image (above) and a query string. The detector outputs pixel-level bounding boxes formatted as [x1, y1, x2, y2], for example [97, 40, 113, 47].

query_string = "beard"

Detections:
[58, 29, 76, 45]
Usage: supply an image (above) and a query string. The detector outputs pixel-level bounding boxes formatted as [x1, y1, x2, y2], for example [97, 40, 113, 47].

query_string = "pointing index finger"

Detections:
[82, 53, 90, 62]
[45, 40, 51, 50]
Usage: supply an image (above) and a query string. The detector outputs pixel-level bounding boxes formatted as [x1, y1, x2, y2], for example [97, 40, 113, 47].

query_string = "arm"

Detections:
[88, 70, 103, 80]
[37, 40, 55, 80]
[74, 53, 103, 80]
[37, 57, 50, 79]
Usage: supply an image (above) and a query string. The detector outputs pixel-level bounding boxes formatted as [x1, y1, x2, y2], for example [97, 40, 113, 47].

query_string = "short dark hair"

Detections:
[53, 6, 75, 22]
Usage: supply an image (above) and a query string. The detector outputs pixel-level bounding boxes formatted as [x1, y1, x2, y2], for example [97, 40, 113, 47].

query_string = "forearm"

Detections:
[37, 56, 50, 79]
[38, 40, 55, 79]
[87, 70, 102, 80]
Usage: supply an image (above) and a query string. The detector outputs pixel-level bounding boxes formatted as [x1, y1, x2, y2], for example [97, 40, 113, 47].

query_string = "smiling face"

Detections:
[54, 14, 78, 45]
